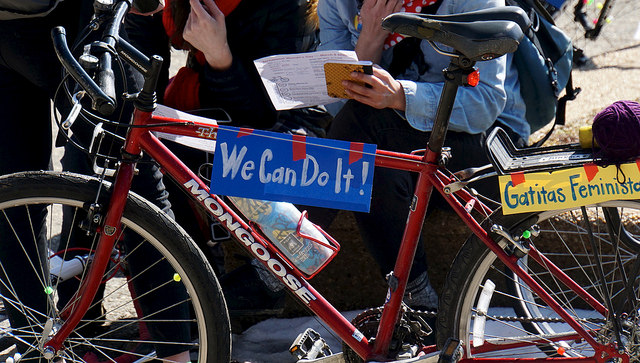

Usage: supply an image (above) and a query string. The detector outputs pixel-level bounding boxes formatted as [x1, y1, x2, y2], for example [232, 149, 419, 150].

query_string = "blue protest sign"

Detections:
[210, 126, 376, 212]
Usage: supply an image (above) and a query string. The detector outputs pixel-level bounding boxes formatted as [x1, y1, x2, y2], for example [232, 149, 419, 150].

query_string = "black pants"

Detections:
[311, 100, 524, 282]
[0, 4, 82, 356]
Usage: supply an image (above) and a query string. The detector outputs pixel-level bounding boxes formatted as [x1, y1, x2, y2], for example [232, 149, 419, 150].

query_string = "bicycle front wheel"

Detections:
[439, 201, 640, 359]
[0, 171, 230, 362]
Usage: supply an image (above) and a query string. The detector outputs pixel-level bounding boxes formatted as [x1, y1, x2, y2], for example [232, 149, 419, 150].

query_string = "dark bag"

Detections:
[272, 106, 334, 138]
[507, 0, 580, 145]
[0, 0, 61, 20]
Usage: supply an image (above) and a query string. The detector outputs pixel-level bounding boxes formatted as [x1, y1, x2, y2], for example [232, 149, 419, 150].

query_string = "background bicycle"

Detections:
[540, 0, 640, 66]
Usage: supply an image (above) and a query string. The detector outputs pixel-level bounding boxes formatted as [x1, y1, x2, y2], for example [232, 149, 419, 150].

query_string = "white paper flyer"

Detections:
[253, 50, 363, 110]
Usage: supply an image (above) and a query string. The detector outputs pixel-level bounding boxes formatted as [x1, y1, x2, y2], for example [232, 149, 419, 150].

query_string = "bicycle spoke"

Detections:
[0, 177, 227, 362]
[442, 202, 640, 359]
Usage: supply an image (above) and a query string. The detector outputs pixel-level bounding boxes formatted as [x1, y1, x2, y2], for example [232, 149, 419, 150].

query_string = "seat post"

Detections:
[426, 56, 477, 160]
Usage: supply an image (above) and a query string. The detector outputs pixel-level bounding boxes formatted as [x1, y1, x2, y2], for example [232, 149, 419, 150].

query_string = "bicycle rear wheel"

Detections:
[0, 171, 230, 362]
[551, 0, 639, 66]
[438, 201, 640, 359]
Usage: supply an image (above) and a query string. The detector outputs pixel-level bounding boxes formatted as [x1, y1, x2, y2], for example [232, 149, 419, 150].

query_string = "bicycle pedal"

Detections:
[296, 352, 344, 363]
[289, 328, 333, 361]
[437, 337, 462, 363]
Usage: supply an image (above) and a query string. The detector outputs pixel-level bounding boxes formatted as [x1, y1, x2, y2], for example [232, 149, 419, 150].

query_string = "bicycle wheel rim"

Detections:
[0, 190, 219, 362]
[451, 201, 640, 359]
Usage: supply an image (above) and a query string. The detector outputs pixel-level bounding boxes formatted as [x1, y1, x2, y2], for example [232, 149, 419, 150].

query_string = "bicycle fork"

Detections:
[43, 159, 137, 356]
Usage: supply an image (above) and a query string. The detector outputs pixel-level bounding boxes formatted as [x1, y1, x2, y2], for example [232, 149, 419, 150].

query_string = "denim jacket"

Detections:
[317, 0, 530, 139]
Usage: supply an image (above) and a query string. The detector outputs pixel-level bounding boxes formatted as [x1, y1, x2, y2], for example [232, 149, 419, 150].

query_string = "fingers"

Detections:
[391, 0, 403, 13]
[342, 68, 405, 110]
[344, 83, 385, 109]
[367, 0, 403, 13]
[361, 0, 378, 10]
[184, 4, 195, 36]
[344, 83, 374, 100]
[354, 66, 390, 83]
[188, 0, 225, 26]
[362, 0, 404, 28]
[188, 0, 207, 18]
[343, 73, 378, 98]
[201, 0, 224, 19]
[387, 0, 402, 12]
[349, 70, 375, 84]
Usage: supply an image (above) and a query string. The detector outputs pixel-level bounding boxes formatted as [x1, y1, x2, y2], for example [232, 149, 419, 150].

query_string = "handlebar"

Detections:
[51, 0, 163, 116]
[52, 26, 116, 116]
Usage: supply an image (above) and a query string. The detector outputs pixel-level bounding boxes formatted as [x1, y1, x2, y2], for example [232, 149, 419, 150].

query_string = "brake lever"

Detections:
[61, 91, 87, 130]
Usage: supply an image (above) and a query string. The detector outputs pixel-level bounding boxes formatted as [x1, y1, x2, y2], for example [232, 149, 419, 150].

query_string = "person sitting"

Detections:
[314, 0, 530, 312]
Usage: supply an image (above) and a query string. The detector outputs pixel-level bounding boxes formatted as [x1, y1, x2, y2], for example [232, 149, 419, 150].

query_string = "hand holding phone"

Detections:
[324, 62, 374, 99]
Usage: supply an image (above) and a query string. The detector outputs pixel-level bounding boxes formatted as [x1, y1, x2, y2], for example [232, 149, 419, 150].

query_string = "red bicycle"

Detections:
[0, 1, 638, 362]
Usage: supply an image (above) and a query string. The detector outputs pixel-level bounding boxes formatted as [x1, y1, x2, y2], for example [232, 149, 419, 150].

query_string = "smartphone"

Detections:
[324, 62, 374, 99]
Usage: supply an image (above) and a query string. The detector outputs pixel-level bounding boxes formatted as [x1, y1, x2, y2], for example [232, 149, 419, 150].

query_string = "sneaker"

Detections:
[403, 272, 439, 348]
[403, 271, 438, 312]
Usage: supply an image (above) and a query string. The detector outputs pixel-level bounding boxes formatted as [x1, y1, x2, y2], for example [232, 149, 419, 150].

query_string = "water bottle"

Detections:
[228, 197, 336, 276]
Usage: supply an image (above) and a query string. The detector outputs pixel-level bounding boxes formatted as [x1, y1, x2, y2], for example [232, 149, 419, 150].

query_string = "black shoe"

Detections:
[219, 263, 286, 317]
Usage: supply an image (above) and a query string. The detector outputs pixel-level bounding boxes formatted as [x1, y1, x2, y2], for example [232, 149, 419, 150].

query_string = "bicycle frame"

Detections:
[43, 71, 617, 363]
[45, 3, 621, 359]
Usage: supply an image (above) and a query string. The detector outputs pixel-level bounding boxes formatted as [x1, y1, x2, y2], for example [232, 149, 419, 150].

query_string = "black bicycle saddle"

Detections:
[382, 6, 529, 62]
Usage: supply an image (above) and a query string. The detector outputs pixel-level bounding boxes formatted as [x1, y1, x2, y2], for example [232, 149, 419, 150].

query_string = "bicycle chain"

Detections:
[485, 314, 606, 324]
[342, 307, 605, 363]
[396, 309, 606, 325]
[343, 306, 435, 363]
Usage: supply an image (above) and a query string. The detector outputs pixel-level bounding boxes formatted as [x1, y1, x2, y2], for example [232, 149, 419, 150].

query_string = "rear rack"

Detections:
[486, 127, 598, 175]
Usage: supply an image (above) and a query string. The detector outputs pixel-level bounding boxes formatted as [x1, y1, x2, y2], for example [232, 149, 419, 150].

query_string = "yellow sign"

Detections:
[499, 160, 640, 215]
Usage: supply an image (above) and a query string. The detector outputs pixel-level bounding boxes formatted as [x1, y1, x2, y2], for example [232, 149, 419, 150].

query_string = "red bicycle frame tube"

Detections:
[372, 149, 495, 356]
[46, 160, 137, 350]
[45, 108, 611, 360]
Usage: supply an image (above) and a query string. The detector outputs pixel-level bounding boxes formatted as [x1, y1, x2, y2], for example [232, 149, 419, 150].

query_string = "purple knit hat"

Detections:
[592, 100, 640, 163]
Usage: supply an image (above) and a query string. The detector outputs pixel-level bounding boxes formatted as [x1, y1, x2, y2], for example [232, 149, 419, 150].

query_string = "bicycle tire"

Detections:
[550, 0, 639, 66]
[438, 201, 640, 359]
[0, 171, 230, 362]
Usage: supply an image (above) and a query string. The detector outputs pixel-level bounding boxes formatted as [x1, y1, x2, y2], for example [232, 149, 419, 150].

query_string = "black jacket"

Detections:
[196, 0, 318, 130]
